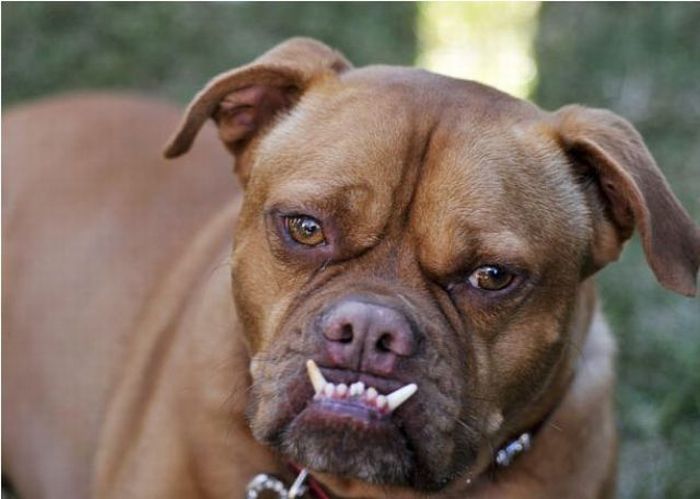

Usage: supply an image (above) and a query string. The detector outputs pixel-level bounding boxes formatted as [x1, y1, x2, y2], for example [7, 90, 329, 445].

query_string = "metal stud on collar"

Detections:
[495, 432, 531, 468]
[246, 469, 309, 499]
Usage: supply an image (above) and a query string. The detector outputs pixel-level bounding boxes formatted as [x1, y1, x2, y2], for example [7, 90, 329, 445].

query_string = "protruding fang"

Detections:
[306, 360, 327, 394]
[386, 383, 418, 411]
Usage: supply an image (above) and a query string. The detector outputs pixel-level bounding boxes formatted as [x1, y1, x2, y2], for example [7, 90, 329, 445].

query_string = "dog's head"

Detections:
[166, 38, 699, 494]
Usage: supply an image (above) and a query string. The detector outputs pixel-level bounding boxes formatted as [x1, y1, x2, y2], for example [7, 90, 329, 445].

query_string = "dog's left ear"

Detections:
[164, 37, 351, 184]
[553, 105, 700, 296]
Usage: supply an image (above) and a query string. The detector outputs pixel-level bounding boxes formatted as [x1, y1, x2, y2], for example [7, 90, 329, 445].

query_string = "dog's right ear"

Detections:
[163, 37, 351, 184]
[552, 105, 700, 296]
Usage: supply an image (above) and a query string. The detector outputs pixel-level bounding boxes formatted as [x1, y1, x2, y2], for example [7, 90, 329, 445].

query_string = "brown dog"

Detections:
[3, 38, 699, 499]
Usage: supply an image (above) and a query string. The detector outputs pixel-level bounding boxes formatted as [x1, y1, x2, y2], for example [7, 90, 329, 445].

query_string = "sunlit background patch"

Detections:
[417, 2, 540, 99]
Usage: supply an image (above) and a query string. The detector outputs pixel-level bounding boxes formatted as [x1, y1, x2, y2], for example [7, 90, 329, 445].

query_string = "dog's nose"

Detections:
[321, 300, 417, 375]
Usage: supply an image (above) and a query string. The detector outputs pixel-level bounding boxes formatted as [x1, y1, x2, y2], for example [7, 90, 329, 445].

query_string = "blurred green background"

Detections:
[3, 3, 699, 498]
[536, 5, 700, 498]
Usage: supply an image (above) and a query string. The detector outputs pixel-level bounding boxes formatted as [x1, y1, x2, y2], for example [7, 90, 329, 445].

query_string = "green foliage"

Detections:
[2, 2, 416, 106]
[535, 4, 700, 498]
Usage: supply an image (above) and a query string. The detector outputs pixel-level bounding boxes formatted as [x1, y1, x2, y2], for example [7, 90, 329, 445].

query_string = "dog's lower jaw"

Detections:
[248, 384, 482, 493]
[276, 432, 487, 495]
[250, 381, 482, 493]
[267, 408, 471, 492]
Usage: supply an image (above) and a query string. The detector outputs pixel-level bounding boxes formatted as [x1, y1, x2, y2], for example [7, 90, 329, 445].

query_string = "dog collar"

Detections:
[244, 431, 532, 498]
[246, 465, 329, 499]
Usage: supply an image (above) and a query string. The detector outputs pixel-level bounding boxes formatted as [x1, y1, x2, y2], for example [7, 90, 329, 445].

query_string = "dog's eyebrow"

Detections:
[475, 230, 530, 256]
[265, 179, 375, 212]
[471, 230, 535, 267]
[420, 228, 534, 278]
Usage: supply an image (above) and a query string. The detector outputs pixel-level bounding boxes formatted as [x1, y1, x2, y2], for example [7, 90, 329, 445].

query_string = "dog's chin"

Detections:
[274, 398, 467, 492]
[248, 357, 480, 491]
[281, 402, 414, 487]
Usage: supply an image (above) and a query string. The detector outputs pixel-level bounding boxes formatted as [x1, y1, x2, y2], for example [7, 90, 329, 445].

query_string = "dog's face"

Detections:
[166, 38, 699, 494]
[231, 70, 591, 491]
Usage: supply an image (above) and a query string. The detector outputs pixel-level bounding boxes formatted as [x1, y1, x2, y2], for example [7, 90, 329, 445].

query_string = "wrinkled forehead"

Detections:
[254, 67, 539, 197]
[252, 67, 587, 267]
[252, 68, 429, 201]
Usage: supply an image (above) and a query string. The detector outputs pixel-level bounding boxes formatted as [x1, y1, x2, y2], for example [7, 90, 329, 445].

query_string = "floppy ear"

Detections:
[163, 37, 351, 184]
[552, 105, 700, 296]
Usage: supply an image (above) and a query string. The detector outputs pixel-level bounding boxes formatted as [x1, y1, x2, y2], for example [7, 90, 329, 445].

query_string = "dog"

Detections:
[3, 37, 699, 499]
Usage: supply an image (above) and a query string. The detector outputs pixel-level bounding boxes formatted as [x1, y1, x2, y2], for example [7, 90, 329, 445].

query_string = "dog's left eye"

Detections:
[467, 265, 515, 291]
[285, 215, 326, 246]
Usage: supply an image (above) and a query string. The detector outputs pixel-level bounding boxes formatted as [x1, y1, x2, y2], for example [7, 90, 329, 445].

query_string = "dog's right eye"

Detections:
[284, 215, 326, 247]
[467, 265, 515, 291]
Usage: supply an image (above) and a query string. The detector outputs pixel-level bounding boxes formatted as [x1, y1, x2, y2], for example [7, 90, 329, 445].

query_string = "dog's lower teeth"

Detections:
[305, 359, 418, 413]
[350, 381, 365, 396]
[365, 387, 378, 401]
[336, 383, 348, 397]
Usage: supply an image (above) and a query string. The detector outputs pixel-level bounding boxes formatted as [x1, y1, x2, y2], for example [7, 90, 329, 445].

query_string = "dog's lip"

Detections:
[290, 376, 404, 432]
[304, 397, 392, 427]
